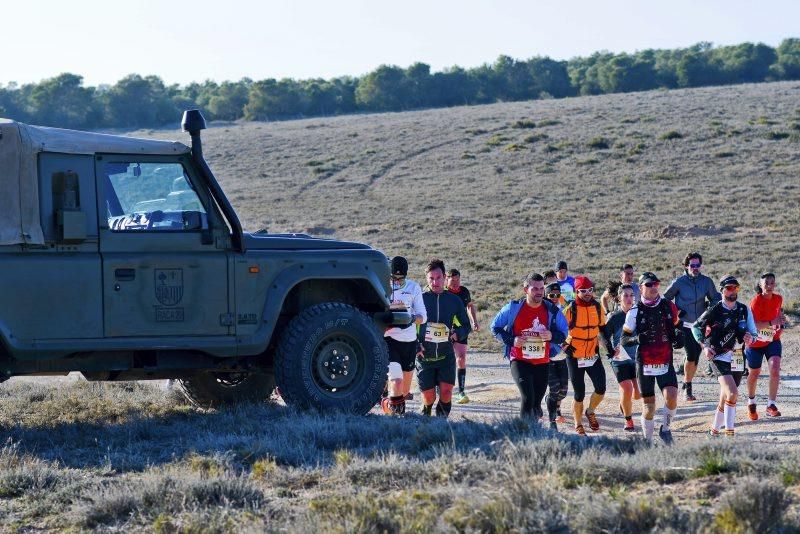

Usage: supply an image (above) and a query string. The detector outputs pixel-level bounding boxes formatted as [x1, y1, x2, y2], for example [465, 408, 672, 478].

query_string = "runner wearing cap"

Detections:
[622, 272, 683, 444]
[663, 252, 721, 401]
[555, 261, 576, 303]
[562, 275, 615, 435]
[604, 283, 641, 432]
[417, 259, 472, 417]
[745, 272, 787, 419]
[692, 275, 758, 436]
[545, 281, 569, 425]
[491, 273, 568, 425]
[381, 256, 427, 415]
[446, 269, 480, 405]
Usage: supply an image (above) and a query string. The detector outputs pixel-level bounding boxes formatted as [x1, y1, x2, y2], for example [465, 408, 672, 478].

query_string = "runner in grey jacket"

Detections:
[663, 252, 721, 400]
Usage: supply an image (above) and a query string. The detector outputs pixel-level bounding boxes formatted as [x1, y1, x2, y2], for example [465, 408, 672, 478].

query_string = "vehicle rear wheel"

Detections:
[275, 302, 388, 414]
[178, 370, 275, 408]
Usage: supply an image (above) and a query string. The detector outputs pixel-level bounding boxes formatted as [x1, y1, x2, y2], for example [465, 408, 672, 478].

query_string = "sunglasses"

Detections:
[644, 281, 660, 288]
[391, 276, 406, 281]
[724, 284, 740, 291]
[688, 263, 701, 268]
[547, 292, 561, 299]
[577, 288, 594, 294]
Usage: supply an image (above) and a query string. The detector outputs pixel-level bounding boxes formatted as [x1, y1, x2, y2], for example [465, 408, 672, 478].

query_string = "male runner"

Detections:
[446, 268, 480, 404]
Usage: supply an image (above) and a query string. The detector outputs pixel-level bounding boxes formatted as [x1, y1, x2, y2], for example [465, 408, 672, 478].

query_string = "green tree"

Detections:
[771, 38, 800, 79]
[354, 65, 408, 111]
[28, 73, 100, 128]
[103, 74, 179, 127]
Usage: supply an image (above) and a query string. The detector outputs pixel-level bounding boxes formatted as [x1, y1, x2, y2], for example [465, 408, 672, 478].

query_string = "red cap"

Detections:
[574, 275, 593, 290]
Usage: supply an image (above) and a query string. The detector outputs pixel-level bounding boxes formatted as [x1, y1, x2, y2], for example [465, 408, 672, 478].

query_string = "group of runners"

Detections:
[381, 253, 787, 443]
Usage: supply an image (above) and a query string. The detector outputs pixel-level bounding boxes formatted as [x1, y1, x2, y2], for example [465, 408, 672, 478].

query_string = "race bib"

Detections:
[522, 337, 546, 359]
[683, 321, 695, 329]
[577, 355, 599, 368]
[730, 350, 745, 372]
[643, 364, 668, 376]
[757, 328, 774, 343]
[425, 322, 449, 343]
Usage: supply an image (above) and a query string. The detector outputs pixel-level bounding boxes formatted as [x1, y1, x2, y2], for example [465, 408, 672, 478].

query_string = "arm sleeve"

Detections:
[708, 280, 721, 305]
[491, 303, 514, 347]
[412, 286, 427, 324]
[745, 306, 758, 337]
[551, 308, 569, 346]
[453, 299, 472, 340]
[663, 278, 679, 301]
[692, 309, 711, 344]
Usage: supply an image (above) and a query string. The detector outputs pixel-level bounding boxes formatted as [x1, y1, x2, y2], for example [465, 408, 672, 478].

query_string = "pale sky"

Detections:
[1, 0, 797, 87]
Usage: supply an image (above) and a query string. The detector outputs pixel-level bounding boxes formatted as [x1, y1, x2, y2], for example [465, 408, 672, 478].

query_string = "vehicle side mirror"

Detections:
[52, 171, 87, 243]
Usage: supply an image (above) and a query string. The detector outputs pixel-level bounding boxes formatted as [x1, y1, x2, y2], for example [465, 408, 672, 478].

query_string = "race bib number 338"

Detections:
[522, 338, 546, 359]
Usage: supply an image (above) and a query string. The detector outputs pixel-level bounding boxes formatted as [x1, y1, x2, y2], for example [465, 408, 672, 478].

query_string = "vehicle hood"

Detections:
[244, 232, 372, 250]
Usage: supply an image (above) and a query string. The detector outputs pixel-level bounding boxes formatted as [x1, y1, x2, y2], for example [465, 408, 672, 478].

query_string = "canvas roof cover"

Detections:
[0, 119, 190, 245]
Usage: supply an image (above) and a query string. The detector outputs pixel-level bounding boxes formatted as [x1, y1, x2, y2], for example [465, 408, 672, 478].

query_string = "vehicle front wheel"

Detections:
[275, 302, 388, 414]
[178, 370, 275, 408]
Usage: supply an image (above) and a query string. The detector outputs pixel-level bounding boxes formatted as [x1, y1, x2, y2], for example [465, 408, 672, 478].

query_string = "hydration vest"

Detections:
[704, 301, 748, 353]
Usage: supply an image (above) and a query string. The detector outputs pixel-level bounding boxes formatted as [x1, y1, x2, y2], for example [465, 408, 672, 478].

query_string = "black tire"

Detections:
[178, 371, 275, 409]
[275, 302, 388, 414]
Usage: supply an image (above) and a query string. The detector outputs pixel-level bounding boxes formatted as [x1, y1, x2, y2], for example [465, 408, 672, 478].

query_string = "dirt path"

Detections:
[392, 333, 800, 445]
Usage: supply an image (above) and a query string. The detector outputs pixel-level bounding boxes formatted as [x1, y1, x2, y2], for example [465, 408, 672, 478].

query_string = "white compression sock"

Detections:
[661, 407, 677, 430]
[641, 414, 655, 441]
[768, 399, 776, 407]
[748, 396, 756, 405]
[724, 401, 736, 431]
[713, 408, 725, 431]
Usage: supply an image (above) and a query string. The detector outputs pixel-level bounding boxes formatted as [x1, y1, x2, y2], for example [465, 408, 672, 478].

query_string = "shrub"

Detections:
[715, 477, 789, 533]
[504, 143, 525, 152]
[587, 136, 610, 149]
[460, 152, 476, 159]
[486, 134, 509, 146]
[764, 131, 790, 140]
[714, 150, 736, 158]
[628, 142, 646, 155]
[659, 130, 683, 140]
[511, 119, 536, 129]
[537, 119, 561, 127]
[524, 132, 548, 143]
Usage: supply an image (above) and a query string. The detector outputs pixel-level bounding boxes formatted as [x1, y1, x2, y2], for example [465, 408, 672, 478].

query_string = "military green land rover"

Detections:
[0, 110, 408, 414]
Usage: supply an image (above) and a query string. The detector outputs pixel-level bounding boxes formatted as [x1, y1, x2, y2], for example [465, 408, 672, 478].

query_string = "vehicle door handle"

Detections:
[115, 268, 136, 281]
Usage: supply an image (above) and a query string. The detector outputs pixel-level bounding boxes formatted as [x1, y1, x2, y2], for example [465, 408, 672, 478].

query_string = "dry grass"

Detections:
[1, 380, 800, 531]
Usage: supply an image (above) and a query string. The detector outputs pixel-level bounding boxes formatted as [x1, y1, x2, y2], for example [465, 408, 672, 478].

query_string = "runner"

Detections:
[745, 272, 787, 419]
[600, 280, 623, 315]
[545, 281, 569, 424]
[381, 256, 427, 415]
[555, 261, 576, 302]
[622, 272, 683, 444]
[417, 259, 471, 417]
[692, 275, 757, 436]
[664, 252, 721, 401]
[604, 284, 641, 432]
[446, 268, 480, 405]
[619, 264, 641, 302]
[491, 273, 568, 426]
[562, 275, 615, 435]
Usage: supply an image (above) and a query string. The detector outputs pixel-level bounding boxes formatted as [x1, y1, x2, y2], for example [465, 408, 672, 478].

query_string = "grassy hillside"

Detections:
[140, 80, 800, 349]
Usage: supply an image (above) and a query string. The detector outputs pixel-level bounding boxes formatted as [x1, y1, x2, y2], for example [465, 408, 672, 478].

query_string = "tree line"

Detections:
[1, 39, 799, 129]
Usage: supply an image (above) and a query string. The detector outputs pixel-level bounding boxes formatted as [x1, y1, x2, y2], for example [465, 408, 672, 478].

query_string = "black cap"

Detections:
[545, 282, 561, 293]
[555, 260, 568, 270]
[390, 256, 408, 277]
[760, 272, 776, 279]
[719, 274, 739, 288]
[447, 268, 460, 277]
[639, 272, 660, 284]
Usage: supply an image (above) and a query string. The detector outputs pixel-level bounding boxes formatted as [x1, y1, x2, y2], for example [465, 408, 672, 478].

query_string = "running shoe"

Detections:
[748, 404, 758, 421]
[404, 393, 414, 401]
[549, 421, 558, 431]
[724, 429, 735, 437]
[555, 410, 567, 424]
[708, 427, 720, 437]
[585, 410, 600, 431]
[624, 419, 635, 432]
[381, 397, 404, 415]
[658, 425, 674, 445]
[766, 404, 782, 417]
[420, 404, 432, 416]
[455, 391, 470, 404]
[575, 425, 587, 436]
[685, 393, 697, 402]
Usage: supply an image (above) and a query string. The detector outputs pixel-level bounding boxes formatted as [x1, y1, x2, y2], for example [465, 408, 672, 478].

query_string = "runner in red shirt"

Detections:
[745, 272, 787, 419]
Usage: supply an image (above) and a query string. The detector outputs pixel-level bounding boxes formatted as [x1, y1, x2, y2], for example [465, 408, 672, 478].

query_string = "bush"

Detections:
[587, 136, 610, 149]
[715, 477, 789, 533]
[659, 130, 683, 140]
[511, 119, 536, 129]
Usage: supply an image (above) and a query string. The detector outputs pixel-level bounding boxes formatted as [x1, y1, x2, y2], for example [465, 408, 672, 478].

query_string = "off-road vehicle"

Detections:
[0, 110, 409, 413]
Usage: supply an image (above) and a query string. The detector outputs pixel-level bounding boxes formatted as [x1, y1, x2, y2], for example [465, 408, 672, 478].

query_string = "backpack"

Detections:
[635, 299, 676, 343]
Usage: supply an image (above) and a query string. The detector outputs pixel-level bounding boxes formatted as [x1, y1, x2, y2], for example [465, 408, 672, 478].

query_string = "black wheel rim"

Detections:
[311, 334, 364, 396]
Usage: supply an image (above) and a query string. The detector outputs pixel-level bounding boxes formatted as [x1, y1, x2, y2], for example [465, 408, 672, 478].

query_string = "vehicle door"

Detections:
[97, 155, 233, 337]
